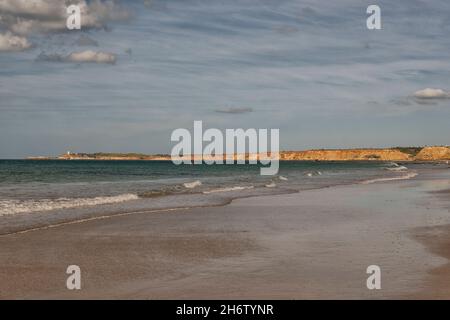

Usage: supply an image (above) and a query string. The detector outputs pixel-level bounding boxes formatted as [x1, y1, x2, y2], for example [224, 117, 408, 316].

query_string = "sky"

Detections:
[1, 0, 450, 158]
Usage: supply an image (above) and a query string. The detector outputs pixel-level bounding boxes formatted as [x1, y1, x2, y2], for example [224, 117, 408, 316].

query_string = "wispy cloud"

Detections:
[215, 107, 253, 114]
[36, 50, 116, 64]
[74, 35, 99, 47]
[67, 50, 116, 64]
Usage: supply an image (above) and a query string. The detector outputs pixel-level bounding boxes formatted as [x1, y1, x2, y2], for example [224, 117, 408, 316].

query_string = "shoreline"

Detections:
[0, 168, 449, 298]
[0, 167, 419, 236]
[23, 146, 450, 162]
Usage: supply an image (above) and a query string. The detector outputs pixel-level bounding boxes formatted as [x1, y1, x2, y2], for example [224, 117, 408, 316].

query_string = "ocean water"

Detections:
[0, 160, 415, 219]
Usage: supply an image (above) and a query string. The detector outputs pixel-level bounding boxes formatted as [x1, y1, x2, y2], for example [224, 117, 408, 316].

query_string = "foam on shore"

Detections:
[0, 194, 139, 216]
[361, 172, 418, 184]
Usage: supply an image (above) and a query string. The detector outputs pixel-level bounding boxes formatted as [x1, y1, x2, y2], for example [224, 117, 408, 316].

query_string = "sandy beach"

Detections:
[0, 168, 450, 299]
[2, 0, 450, 303]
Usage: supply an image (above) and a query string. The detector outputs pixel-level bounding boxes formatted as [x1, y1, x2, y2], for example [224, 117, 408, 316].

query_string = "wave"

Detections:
[140, 181, 202, 198]
[385, 165, 408, 172]
[265, 182, 277, 188]
[278, 176, 288, 181]
[0, 194, 139, 216]
[183, 180, 202, 189]
[386, 162, 400, 167]
[305, 171, 322, 177]
[139, 190, 174, 198]
[203, 186, 254, 194]
[361, 172, 418, 185]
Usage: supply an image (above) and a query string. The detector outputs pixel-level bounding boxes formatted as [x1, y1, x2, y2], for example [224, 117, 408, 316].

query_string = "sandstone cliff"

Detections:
[280, 149, 413, 161]
[415, 147, 450, 161]
[41, 146, 450, 162]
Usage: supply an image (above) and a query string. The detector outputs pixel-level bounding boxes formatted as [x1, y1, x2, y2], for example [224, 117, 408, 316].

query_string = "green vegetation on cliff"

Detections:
[393, 147, 424, 157]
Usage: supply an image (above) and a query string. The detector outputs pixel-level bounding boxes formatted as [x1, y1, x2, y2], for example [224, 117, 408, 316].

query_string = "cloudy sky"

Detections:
[1, 0, 450, 158]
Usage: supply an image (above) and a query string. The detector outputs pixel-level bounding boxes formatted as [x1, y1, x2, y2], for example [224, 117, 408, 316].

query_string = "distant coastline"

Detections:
[26, 146, 450, 162]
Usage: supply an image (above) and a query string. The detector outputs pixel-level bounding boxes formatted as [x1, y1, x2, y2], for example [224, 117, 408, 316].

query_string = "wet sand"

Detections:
[1, 169, 450, 299]
[411, 224, 450, 299]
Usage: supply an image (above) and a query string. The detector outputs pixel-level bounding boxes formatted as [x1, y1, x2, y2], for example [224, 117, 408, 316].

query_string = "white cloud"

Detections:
[0, 0, 64, 17]
[0, 31, 31, 51]
[0, 0, 131, 35]
[414, 88, 449, 99]
[67, 50, 116, 64]
[0, 0, 130, 64]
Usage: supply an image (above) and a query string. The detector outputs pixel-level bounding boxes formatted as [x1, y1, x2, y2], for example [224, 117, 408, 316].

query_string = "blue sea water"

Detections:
[0, 160, 413, 218]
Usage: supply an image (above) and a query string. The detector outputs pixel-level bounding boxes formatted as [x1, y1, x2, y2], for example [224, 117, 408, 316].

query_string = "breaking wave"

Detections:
[203, 186, 254, 194]
[305, 171, 322, 177]
[0, 194, 139, 216]
[385, 166, 408, 172]
[183, 180, 202, 189]
[361, 172, 418, 184]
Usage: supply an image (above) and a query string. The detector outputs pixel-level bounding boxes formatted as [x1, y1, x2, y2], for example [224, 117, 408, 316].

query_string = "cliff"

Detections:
[280, 149, 413, 161]
[58, 153, 169, 160]
[31, 146, 450, 162]
[280, 147, 450, 161]
[414, 147, 450, 161]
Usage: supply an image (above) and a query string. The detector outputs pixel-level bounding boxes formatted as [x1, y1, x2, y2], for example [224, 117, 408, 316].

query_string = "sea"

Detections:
[0, 160, 420, 234]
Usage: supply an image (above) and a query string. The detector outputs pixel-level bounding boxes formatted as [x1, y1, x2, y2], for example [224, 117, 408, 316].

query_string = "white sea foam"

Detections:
[278, 176, 288, 181]
[386, 165, 408, 172]
[305, 171, 322, 177]
[183, 180, 202, 189]
[361, 172, 418, 185]
[0, 194, 139, 216]
[265, 182, 277, 188]
[387, 162, 400, 167]
[203, 186, 254, 194]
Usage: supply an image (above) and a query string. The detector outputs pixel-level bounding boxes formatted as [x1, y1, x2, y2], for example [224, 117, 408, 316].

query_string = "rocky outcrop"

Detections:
[415, 147, 450, 161]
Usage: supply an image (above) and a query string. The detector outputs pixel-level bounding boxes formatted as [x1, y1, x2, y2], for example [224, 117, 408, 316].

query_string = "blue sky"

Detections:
[1, 0, 450, 158]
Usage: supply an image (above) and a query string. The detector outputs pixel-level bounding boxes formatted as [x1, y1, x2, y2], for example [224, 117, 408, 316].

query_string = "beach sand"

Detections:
[0, 169, 450, 299]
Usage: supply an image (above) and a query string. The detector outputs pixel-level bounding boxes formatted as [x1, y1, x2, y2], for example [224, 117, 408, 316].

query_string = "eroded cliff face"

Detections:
[52, 147, 450, 161]
[279, 147, 450, 161]
[279, 149, 413, 161]
[415, 147, 450, 161]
